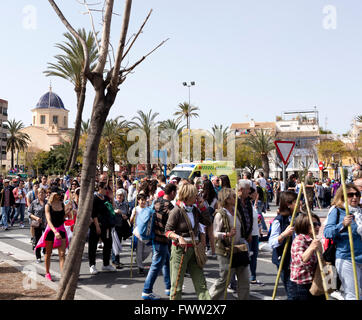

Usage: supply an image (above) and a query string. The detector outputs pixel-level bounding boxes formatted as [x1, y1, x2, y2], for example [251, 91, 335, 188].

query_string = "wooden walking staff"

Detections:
[130, 222, 135, 278]
[271, 186, 303, 300]
[340, 167, 360, 300]
[302, 182, 330, 300]
[223, 184, 239, 300]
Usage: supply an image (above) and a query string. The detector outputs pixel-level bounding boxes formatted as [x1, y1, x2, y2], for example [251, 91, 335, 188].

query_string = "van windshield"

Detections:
[169, 170, 192, 179]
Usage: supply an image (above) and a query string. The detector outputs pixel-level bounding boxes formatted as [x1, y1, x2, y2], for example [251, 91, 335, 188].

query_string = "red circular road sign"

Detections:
[318, 161, 324, 170]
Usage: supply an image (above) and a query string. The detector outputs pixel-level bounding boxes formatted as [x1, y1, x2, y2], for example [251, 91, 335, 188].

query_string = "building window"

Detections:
[40, 115, 46, 124]
[64, 116, 66, 126]
[53, 116, 58, 124]
[33, 116, 35, 125]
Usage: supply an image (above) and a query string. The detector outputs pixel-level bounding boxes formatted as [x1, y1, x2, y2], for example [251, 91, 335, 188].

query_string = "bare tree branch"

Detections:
[120, 38, 170, 79]
[122, 9, 153, 62]
[109, 0, 133, 91]
[48, 0, 90, 75]
[77, 0, 101, 55]
[93, 0, 114, 74]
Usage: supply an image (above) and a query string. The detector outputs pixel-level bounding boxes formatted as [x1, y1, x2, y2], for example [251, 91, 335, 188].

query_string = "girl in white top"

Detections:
[130, 193, 152, 275]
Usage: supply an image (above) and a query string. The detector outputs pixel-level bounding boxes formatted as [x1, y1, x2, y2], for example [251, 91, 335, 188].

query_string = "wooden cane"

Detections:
[171, 250, 185, 300]
[340, 167, 360, 300]
[223, 184, 239, 300]
[130, 222, 135, 278]
[271, 186, 303, 300]
[302, 182, 330, 300]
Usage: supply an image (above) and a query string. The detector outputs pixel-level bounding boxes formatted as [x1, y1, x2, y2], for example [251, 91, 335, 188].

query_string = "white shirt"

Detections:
[258, 177, 267, 189]
[251, 206, 259, 236]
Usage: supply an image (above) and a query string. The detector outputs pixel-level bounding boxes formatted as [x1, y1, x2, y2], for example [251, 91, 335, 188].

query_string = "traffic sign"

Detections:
[274, 140, 295, 165]
[319, 161, 324, 171]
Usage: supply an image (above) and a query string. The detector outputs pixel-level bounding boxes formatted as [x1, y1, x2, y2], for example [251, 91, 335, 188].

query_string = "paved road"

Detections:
[0, 204, 331, 300]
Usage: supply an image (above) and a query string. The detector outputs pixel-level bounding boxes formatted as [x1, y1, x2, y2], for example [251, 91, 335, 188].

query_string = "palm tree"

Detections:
[81, 119, 90, 135]
[101, 117, 129, 180]
[356, 115, 362, 123]
[244, 129, 275, 177]
[174, 102, 199, 130]
[159, 119, 185, 135]
[174, 102, 199, 161]
[5, 120, 31, 169]
[44, 28, 98, 174]
[129, 109, 159, 176]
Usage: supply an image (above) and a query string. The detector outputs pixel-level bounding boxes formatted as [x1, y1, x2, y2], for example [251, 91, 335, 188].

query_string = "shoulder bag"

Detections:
[219, 209, 249, 268]
[181, 208, 207, 269]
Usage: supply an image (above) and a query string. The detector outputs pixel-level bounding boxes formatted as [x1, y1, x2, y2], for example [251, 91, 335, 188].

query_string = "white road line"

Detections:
[0, 241, 115, 300]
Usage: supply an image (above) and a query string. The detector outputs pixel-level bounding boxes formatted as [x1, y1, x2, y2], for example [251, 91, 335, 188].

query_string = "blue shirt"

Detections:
[324, 207, 362, 264]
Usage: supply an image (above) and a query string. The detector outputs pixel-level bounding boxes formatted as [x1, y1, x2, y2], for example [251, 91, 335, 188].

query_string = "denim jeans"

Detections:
[13, 204, 25, 224]
[143, 241, 170, 294]
[336, 258, 362, 300]
[256, 200, 268, 232]
[249, 235, 259, 281]
[1, 207, 12, 228]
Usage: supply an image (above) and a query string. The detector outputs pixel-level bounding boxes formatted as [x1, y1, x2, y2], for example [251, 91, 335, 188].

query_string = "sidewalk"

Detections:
[0, 251, 57, 300]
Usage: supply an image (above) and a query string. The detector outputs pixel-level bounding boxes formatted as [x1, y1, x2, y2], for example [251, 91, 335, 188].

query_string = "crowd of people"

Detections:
[0, 164, 361, 300]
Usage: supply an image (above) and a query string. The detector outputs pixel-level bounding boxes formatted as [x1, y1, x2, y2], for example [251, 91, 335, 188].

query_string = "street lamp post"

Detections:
[182, 81, 195, 162]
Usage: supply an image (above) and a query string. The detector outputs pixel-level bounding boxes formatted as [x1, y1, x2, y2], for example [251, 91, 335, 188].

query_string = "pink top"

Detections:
[35, 224, 69, 250]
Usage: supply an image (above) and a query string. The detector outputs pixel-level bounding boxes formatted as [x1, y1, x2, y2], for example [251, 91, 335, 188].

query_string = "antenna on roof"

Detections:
[49, 81, 52, 107]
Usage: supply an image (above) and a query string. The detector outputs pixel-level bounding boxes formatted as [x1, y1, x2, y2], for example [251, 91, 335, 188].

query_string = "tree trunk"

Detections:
[261, 154, 270, 178]
[56, 90, 112, 300]
[11, 149, 14, 170]
[64, 81, 87, 174]
[106, 142, 114, 180]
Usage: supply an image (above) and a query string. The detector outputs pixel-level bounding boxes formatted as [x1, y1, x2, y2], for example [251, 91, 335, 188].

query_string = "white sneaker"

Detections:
[20, 224, 25, 229]
[90, 265, 98, 275]
[102, 265, 116, 272]
[142, 292, 161, 300]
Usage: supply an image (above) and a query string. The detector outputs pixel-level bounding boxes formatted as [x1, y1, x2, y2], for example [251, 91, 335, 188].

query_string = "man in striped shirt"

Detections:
[142, 183, 177, 300]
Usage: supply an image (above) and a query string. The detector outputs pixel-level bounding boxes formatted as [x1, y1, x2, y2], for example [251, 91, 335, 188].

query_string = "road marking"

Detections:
[0, 240, 115, 300]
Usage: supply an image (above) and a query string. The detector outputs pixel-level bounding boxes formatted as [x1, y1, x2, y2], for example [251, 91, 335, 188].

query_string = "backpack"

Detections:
[135, 203, 155, 241]
[104, 201, 116, 227]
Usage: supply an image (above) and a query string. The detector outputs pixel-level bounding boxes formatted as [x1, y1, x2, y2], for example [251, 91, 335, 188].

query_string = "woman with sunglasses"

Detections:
[324, 183, 362, 300]
[64, 180, 79, 203]
[35, 186, 69, 281]
[289, 213, 324, 300]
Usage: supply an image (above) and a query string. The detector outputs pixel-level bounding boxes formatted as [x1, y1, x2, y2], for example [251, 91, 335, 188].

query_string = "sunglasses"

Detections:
[313, 222, 321, 227]
[347, 192, 360, 198]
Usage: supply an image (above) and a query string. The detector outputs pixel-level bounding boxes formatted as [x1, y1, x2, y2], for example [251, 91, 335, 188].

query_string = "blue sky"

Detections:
[0, 0, 361, 134]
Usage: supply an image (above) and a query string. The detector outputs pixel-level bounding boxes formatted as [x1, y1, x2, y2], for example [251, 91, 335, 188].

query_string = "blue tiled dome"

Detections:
[36, 91, 65, 109]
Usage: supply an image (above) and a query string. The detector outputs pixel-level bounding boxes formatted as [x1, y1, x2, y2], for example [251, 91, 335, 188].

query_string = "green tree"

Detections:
[129, 109, 159, 176]
[235, 141, 262, 177]
[81, 119, 90, 135]
[244, 129, 274, 177]
[159, 119, 185, 135]
[101, 117, 129, 180]
[5, 119, 31, 170]
[174, 102, 199, 131]
[44, 28, 98, 173]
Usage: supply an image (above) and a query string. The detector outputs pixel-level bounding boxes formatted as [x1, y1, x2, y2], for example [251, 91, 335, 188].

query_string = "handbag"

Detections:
[309, 260, 336, 296]
[219, 209, 249, 268]
[181, 208, 207, 269]
[30, 219, 40, 228]
[231, 244, 250, 268]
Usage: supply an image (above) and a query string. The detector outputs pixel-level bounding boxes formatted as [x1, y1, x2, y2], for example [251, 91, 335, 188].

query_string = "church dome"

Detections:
[36, 90, 65, 109]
